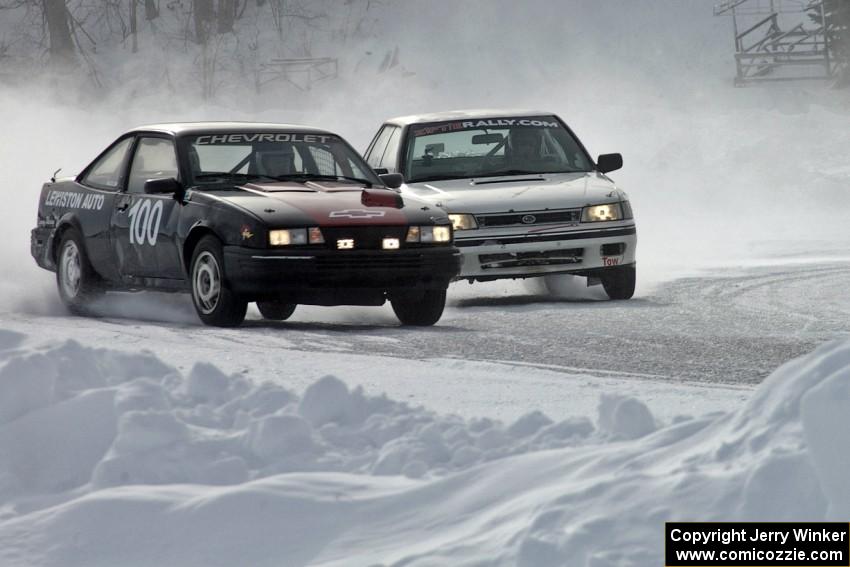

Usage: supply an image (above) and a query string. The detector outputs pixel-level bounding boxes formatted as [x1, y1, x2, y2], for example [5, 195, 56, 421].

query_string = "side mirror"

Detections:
[597, 153, 623, 174]
[379, 173, 404, 190]
[373, 167, 389, 175]
[144, 177, 182, 194]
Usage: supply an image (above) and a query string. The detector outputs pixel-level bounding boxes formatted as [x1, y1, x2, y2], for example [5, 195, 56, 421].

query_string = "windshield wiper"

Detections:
[475, 169, 546, 178]
[408, 174, 465, 183]
[269, 174, 373, 188]
[475, 169, 582, 178]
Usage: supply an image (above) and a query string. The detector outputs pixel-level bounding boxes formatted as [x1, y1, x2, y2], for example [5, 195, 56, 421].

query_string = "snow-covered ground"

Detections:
[2, 0, 850, 564]
[1, 331, 850, 566]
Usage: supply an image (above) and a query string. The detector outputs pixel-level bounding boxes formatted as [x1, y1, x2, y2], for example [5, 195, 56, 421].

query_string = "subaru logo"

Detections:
[521, 214, 537, 224]
[329, 209, 386, 219]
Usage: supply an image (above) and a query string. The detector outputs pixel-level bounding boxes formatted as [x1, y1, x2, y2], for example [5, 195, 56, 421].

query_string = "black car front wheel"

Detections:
[391, 289, 447, 326]
[601, 265, 636, 300]
[256, 301, 297, 321]
[56, 228, 103, 314]
[190, 236, 247, 327]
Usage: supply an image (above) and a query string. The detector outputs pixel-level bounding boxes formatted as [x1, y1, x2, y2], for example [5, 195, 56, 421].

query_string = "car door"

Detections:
[111, 135, 181, 279]
[72, 137, 134, 282]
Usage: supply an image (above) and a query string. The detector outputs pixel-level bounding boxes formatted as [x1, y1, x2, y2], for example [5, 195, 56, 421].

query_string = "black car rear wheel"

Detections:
[601, 265, 636, 300]
[391, 289, 446, 326]
[256, 301, 297, 321]
[56, 228, 103, 314]
[190, 236, 247, 327]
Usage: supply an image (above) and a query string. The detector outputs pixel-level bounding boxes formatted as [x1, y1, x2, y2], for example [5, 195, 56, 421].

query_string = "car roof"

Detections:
[384, 109, 556, 127]
[128, 121, 335, 136]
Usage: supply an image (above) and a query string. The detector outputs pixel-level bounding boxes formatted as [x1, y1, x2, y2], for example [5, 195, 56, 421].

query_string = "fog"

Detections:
[1, 0, 849, 320]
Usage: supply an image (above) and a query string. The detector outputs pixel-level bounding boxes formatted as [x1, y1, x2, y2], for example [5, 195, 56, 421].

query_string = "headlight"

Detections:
[405, 226, 420, 243]
[431, 226, 452, 243]
[406, 225, 452, 244]
[269, 229, 307, 246]
[581, 203, 623, 222]
[449, 214, 478, 231]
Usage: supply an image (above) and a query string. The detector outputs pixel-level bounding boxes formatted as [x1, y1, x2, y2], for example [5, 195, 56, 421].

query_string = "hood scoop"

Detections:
[241, 182, 315, 193]
[361, 188, 404, 209]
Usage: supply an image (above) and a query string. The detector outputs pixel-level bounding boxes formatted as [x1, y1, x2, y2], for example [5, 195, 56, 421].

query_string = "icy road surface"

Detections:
[3, 253, 848, 397]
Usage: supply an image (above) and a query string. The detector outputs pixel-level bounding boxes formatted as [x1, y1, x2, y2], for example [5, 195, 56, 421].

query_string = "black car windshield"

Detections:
[403, 116, 593, 183]
[186, 132, 380, 187]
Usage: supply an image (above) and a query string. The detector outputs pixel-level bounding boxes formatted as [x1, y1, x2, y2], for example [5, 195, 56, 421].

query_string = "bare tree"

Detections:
[144, 0, 157, 20]
[193, 0, 213, 43]
[217, 0, 235, 33]
[812, 0, 850, 86]
[42, 0, 75, 63]
[129, 0, 137, 52]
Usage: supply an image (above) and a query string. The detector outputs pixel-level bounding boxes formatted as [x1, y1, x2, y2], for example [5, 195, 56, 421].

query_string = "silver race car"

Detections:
[365, 109, 636, 299]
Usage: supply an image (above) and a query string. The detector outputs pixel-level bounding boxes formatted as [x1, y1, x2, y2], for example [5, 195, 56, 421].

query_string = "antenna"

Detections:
[51, 168, 62, 183]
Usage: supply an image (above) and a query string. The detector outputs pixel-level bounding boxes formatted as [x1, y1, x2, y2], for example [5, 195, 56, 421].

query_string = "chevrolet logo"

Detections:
[329, 209, 387, 219]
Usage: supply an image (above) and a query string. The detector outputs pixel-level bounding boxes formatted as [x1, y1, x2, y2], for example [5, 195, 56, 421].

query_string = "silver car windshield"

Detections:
[403, 116, 592, 184]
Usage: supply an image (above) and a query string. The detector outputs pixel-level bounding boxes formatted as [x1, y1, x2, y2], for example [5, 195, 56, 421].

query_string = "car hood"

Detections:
[402, 172, 625, 214]
[197, 181, 448, 227]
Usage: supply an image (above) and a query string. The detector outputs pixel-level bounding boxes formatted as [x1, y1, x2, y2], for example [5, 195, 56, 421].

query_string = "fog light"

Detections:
[382, 238, 400, 250]
[337, 239, 355, 250]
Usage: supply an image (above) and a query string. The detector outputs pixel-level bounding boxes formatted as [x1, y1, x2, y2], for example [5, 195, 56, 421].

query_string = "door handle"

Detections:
[116, 203, 130, 213]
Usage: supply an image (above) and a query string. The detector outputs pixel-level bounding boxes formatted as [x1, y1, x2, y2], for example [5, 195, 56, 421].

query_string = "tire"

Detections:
[190, 235, 247, 327]
[55, 228, 103, 315]
[601, 265, 636, 300]
[391, 289, 447, 326]
[256, 301, 297, 321]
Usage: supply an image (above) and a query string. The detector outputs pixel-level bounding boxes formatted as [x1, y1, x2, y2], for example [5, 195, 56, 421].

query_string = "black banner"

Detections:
[666, 523, 850, 566]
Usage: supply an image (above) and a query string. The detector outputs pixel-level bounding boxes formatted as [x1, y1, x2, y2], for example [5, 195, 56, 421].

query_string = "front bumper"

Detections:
[454, 224, 637, 280]
[31, 227, 56, 271]
[223, 245, 461, 304]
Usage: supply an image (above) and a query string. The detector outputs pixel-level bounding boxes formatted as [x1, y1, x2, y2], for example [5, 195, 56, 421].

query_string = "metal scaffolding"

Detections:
[255, 57, 339, 92]
[714, 0, 835, 85]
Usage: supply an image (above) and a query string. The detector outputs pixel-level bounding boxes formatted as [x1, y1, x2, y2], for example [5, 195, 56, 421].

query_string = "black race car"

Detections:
[31, 122, 460, 327]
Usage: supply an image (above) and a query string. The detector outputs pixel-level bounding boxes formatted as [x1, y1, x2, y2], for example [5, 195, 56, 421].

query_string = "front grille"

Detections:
[319, 226, 409, 251]
[478, 248, 584, 269]
[476, 209, 580, 228]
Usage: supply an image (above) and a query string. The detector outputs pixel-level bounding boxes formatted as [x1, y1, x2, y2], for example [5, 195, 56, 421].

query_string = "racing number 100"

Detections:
[128, 199, 164, 246]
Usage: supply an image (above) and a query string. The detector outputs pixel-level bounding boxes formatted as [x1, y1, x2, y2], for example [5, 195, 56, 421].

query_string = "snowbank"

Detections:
[0, 336, 849, 566]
